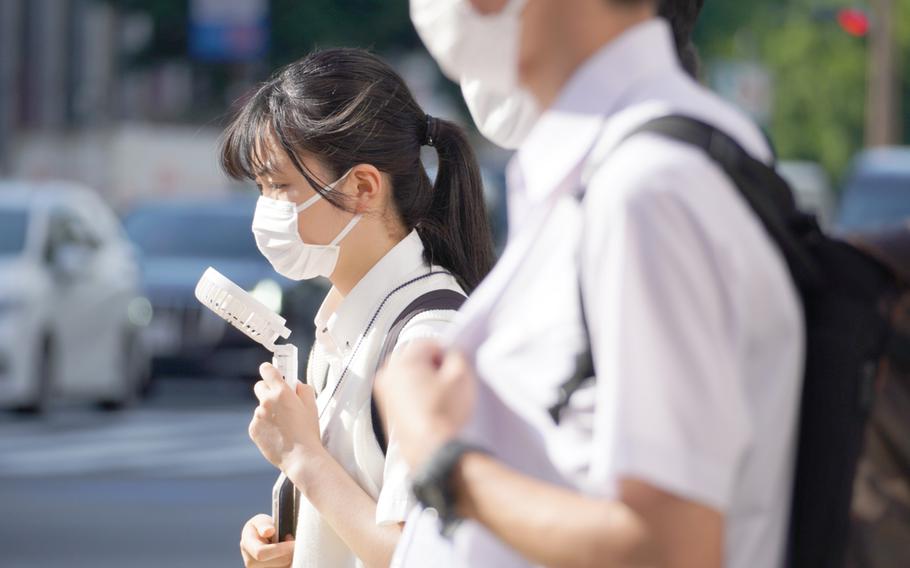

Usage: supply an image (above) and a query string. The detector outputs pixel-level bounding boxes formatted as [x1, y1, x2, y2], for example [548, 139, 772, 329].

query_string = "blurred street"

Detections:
[0, 377, 274, 568]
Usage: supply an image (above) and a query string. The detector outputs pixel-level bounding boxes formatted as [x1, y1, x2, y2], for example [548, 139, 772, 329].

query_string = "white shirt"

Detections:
[394, 19, 804, 568]
[291, 230, 464, 568]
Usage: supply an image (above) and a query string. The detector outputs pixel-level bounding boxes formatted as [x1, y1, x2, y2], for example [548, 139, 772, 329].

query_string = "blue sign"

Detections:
[189, 0, 269, 62]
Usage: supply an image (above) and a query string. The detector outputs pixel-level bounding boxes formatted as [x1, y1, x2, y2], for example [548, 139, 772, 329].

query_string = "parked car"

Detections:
[122, 195, 324, 381]
[837, 147, 910, 234]
[0, 181, 149, 413]
[778, 160, 836, 229]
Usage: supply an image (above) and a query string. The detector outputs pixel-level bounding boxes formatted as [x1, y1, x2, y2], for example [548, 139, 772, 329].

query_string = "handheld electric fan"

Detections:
[194, 267, 299, 386]
[194, 266, 300, 542]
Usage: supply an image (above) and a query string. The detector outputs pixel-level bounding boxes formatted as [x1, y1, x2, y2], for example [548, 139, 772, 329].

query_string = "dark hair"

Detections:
[658, 0, 706, 78]
[220, 48, 494, 293]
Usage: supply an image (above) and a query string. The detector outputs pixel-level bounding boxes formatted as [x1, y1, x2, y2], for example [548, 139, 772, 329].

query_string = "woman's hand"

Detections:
[249, 362, 326, 487]
[240, 514, 295, 568]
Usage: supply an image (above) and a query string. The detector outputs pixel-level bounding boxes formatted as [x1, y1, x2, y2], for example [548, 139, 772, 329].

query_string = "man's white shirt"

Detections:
[393, 18, 803, 568]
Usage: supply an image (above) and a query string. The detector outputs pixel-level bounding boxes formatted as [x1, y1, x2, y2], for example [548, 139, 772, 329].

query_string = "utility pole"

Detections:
[0, 0, 22, 174]
[866, 0, 901, 147]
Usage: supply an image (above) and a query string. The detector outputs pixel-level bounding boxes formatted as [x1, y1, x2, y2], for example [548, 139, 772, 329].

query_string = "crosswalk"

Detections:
[0, 407, 275, 478]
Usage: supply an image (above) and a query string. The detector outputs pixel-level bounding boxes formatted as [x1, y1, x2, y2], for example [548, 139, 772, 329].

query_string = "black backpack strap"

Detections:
[371, 289, 467, 454]
[618, 115, 822, 290]
[550, 114, 817, 424]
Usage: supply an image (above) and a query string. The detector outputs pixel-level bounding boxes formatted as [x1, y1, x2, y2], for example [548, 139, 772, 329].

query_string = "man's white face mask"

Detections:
[410, 0, 539, 149]
[461, 77, 539, 150]
[410, 0, 528, 94]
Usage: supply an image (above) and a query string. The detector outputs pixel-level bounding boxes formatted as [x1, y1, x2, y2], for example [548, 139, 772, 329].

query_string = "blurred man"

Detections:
[379, 1, 803, 567]
[455, 0, 706, 151]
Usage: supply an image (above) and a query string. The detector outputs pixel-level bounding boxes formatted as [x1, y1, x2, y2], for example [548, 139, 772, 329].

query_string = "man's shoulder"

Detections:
[589, 79, 773, 175]
[583, 86, 773, 205]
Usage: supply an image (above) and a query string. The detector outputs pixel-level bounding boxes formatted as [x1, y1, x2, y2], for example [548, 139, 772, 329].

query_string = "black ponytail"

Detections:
[415, 117, 494, 293]
[220, 48, 494, 293]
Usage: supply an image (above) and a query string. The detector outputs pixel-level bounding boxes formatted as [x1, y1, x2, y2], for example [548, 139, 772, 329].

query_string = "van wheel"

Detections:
[14, 336, 54, 415]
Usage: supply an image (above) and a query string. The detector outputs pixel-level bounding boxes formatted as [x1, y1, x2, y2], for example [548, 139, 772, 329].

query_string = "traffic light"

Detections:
[837, 8, 870, 37]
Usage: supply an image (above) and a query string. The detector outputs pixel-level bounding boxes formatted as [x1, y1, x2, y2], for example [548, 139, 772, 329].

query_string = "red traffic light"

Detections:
[837, 8, 870, 37]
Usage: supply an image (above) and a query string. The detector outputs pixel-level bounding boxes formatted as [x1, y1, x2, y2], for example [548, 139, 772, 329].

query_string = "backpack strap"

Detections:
[550, 114, 818, 424]
[616, 115, 822, 289]
[371, 289, 467, 454]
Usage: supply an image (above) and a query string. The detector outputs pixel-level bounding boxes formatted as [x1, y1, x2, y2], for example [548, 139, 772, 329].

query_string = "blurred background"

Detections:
[0, 0, 909, 566]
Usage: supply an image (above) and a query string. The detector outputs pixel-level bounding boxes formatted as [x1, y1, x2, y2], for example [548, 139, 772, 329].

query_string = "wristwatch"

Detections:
[411, 440, 487, 531]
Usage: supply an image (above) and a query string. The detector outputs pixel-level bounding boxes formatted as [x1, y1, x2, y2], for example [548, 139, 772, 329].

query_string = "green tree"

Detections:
[761, 5, 867, 179]
[269, 0, 418, 67]
[697, 0, 910, 181]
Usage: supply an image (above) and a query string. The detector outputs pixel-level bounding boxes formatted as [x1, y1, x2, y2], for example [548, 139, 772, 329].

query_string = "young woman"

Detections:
[220, 48, 494, 568]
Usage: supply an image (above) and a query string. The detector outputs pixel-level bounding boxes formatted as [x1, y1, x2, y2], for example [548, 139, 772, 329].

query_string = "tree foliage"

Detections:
[697, 0, 909, 180]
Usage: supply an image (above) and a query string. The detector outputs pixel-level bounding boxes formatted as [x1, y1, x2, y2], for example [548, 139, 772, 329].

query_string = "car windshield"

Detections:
[838, 176, 910, 232]
[0, 210, 28, 256]
[124, 205, 260, 259]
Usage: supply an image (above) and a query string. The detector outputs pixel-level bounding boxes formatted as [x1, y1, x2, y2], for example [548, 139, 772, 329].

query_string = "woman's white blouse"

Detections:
[291, 230, 464, 568]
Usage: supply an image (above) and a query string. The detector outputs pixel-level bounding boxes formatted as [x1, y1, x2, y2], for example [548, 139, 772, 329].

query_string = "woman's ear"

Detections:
[348, 164, 385, 214]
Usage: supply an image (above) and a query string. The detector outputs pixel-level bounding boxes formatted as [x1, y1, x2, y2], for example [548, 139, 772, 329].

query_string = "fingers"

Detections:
[263, 540, 296, 566]
[399, 339, 444, 364]
[250, 513, 275, 540]
[242, 514, 293, 567]
[243, 543, 295, 567]
[242, 515, 296, 566]
[260, 362, 285, 388]
[253, 380, 271, 404]
[249, 540, 296, 564]
[439, 350, 470, 383]
[295, 381, 316, 403]
[377, 340, 443, 388]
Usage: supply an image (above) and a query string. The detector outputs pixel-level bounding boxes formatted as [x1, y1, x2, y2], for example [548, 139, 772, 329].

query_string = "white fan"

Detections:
[194, 266, 298, 387]
[195, 266, 301, 542]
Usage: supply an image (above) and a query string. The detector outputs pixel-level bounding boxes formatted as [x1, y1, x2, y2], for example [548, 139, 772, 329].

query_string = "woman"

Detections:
[220, 48, 494, 568]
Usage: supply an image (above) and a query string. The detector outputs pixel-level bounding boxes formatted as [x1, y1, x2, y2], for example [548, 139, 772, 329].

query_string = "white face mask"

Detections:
[460, 77, 540, 150]
[251, 170, 361, 281]
[410, 0, 527, 94]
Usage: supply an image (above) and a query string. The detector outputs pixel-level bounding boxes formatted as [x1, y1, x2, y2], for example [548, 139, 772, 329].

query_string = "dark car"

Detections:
[837, 147, 910, 234]
[123, 195, 325, 381]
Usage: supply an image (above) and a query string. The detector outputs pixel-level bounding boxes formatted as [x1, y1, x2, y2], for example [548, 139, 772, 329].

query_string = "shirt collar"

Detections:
[513, 18, 679, 204]
[314, 229, 428, 354]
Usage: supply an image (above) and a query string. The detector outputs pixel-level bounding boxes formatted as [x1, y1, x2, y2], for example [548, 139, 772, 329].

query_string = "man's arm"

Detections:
[375, 339, 725, 568]
[450, 450, 723, 568]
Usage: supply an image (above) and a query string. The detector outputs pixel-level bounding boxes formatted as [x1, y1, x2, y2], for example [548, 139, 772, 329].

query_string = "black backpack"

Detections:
[551, 115, 906, 567]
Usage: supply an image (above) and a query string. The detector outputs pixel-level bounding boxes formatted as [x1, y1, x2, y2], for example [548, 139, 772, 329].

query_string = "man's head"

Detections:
[411, 0, 706, 147]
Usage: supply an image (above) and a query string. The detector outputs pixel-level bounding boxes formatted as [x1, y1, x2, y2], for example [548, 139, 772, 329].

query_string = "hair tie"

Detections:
[422, 114, 439, 147]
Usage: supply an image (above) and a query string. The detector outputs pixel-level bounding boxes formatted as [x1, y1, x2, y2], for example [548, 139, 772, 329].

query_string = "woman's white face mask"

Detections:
[251, 169, 361, 281]
[410, 0, 528, 94]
